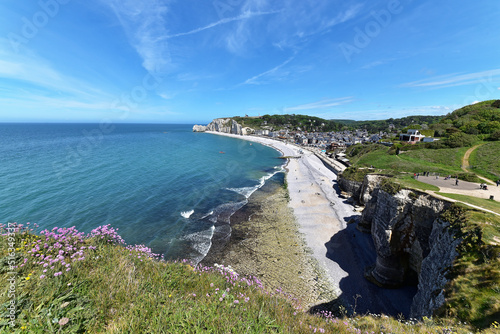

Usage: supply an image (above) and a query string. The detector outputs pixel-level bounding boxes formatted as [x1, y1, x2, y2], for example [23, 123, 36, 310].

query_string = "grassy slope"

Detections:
[435, 193, 500, 215]
[437, 208, 500, 329]
[469, 142, 500, 182]
[348, 145, 468, 176]
[0, 225, 488, 334]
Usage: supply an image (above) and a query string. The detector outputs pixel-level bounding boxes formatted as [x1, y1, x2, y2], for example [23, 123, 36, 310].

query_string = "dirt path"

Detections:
[461, 144, 494, 184]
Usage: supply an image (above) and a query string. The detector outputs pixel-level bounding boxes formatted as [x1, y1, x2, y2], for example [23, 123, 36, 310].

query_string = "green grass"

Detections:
[435, 192, 500, 215]
[348, 145, 467, 176]
[393, 175, 440, 192]
[469, 142, 500, 182]
[437, 208, 500, 329]
[0, 224, 489, 333]
[404, 146, 469, 170]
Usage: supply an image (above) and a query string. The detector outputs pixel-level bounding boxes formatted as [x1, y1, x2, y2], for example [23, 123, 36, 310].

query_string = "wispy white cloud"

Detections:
[242, 56, 294, 85]
[285, 97, 354, 112]
[0, 41, 114, 102]
[260, 1, 364, 52]
[361, 57, 399, 70]
[101, 0, 172, 75]
[167, 10, 281, 38]
[401, 69, 500, 89]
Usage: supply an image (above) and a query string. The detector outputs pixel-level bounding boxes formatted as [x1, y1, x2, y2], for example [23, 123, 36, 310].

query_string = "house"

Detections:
[400, 129, 426, 143]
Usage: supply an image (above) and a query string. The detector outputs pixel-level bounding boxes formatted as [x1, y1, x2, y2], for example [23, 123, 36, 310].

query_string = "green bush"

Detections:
[445, 132, 477, 148]
[341, 167, 373, 182]
[380, 178, 403, 195]
[489, 130, 500, 141]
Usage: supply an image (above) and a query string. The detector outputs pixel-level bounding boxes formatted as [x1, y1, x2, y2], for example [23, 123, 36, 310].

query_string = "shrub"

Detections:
[341, 167, 373, 182]
[489, 130, 500, 141]
[380, 178, 402, 195]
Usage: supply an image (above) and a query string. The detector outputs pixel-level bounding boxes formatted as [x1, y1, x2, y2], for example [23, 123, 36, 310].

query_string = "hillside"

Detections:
[1, 223, 493, 333]
[231, 114, 443, 133]
[431, 100, 500, 139]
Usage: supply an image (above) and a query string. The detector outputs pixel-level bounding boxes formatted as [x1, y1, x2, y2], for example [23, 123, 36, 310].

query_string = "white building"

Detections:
[400, 129, 426, 143]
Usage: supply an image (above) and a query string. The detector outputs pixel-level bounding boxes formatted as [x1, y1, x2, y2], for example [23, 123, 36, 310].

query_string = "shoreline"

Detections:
[201, 173, 336, 306]
[201, 131, 357, 305]
[201, 131, 418, 317]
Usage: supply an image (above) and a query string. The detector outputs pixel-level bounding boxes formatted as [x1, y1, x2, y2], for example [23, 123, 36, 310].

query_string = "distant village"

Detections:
[249, 124, 439, 168]
[252, 123, 436, 147]
[194, 117, 440, 168]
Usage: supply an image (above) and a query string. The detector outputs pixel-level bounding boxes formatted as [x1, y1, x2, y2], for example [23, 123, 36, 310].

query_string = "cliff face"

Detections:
[193, 118, 243, 135]
[339, 174, 460, 318]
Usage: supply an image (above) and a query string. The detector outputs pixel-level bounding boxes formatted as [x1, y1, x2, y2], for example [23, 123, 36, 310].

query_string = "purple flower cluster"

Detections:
[20, 226, 89, 277]
[2, 222, 167, 281]
[88, 224, 125, 245]
[125, 244, 164, 261]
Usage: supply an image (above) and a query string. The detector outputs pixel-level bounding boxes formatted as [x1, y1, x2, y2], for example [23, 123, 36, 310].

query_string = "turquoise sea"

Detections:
[0, 123, 284, 263]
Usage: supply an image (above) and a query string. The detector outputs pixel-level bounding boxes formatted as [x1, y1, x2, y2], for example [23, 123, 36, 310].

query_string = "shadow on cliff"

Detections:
[309, 221, 418, 318]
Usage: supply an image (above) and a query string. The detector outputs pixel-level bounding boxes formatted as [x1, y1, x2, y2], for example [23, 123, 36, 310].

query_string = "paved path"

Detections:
[414, 175, 500, 216]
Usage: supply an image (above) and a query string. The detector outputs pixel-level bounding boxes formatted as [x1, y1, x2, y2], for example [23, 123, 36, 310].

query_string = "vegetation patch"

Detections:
[2, 223, 490, 333]
[380, 178, 403, 195]
[340, 167, 374, 182]
[437, 206, 500, 329]
[469, 141, 500, 181]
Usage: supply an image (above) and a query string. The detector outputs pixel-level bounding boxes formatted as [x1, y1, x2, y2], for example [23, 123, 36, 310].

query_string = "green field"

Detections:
[348, 145, 470, 176]
[469, 142, 500, 182]
[436, 192, 500, 215]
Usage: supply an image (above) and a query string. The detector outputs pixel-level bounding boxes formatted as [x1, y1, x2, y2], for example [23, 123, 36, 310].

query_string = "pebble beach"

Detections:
[201, 132, 418, 316]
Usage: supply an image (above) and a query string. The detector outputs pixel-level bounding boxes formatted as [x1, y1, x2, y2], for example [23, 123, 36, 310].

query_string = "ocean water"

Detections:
[0, 123, 284, 263]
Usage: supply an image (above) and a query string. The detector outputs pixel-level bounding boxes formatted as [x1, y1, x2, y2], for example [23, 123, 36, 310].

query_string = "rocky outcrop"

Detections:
[192, 125, 207, 132]
[193, 118, 244, 135]
[410, 218, 461, 318]
[363, 188, 451, 287]
[339, 175, 461, 318]
[337, 177, 363, 199]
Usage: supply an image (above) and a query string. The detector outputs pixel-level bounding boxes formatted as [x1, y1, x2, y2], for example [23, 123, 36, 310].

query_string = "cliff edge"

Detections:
[338, 174, 462, 319]
[193, 118, 245, 135]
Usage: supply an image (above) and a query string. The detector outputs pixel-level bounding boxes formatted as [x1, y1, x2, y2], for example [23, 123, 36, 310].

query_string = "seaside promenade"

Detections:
[206, 132, 416, 316]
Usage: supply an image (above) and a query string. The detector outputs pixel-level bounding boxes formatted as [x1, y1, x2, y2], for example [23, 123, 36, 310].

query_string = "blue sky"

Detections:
[0, 0, 499, 124]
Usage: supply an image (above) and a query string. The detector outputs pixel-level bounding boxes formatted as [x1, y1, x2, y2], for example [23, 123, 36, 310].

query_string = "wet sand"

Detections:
[202, 176, 336, 307]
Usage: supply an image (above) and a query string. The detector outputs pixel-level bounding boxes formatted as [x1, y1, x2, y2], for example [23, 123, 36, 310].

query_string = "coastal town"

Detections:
[194, 117, 440, 169]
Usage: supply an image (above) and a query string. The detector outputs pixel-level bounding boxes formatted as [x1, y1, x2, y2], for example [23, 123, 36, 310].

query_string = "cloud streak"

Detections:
[167, 10, 282, 38]
[242, 56, 295, 85]
[285, 97, 354, 112]
[401, 69, 500, 89]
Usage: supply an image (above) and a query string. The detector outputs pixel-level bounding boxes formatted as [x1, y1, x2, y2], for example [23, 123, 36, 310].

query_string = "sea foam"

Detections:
[180, 210, 194, 219]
